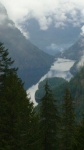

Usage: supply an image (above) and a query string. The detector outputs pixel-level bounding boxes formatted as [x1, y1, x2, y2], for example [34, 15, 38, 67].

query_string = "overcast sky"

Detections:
[1, 0, 84, 36]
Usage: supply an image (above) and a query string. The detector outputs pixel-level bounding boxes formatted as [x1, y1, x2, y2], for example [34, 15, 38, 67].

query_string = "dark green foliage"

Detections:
[0, 42, 84, 150]
[0, 42, 15, 90]
[40, 81, 59, 150]
[61, 88, 75, 150]
[69, 66, 84, 120]
[36, 67, 84, 121]
[0, 43, 40, 150]
[35, 77, 67, 103]
[74, 115, 84, 150]
[35, 67, 84, 149]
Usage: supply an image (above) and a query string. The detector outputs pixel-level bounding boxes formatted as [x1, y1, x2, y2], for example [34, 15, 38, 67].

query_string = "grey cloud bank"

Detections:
[1, 0, 84, 31]
[0, 1, 83, 56]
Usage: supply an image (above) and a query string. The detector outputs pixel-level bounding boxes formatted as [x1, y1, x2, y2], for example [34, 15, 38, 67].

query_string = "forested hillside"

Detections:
[35, 66, 84, 149]
[0, 43, 41, 150]
[36, 67, 84, 120]
[35, 77, 67, 103]
[0, 43, 84, 149]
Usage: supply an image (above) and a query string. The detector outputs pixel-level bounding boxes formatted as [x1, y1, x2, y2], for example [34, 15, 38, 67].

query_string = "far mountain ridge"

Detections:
[55, 36, 84, 75]
[0, 2, 54, 89]
[0, 2, 84, 90]
[20, 18, 81, 55]
[60, 36, 84, 60]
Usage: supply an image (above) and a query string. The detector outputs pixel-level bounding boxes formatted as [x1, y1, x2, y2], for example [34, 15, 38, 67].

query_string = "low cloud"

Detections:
[15, 24, 30, 39]
[0, 13, 7, 25]
[1, 0, 84, 36]
[47, 43, 58, 51]
[38, 17, 52, 30]
[80, 26, 84, 37]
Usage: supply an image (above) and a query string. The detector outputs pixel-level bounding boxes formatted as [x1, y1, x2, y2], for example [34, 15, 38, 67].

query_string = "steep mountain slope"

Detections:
[35, 67, 84, 120]
[28, 35, 84, 102]
[69, 67, 84, 119]
[56, 36, 84, 75]
[20, 18, 80, 55]
[60, 37, 84, 60]
[0, 2, 54, 89]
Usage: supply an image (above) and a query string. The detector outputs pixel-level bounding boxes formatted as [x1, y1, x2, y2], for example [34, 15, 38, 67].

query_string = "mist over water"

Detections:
[27, 58, 75, 106]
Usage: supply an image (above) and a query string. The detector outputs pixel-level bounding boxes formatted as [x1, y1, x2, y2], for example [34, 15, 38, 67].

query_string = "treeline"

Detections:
[38, 81, 84, 150]
[0, 43, 84, 150]
[0, 43, 41, 150]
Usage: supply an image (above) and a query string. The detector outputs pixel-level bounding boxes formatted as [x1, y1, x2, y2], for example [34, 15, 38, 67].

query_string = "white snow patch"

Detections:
[27, 58, 75, 106]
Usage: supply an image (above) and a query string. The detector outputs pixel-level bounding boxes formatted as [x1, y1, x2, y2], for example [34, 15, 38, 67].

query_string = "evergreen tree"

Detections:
[0, 43, 40, 150]
[0, 42, 16, 81]
[0, 42, 17, 149]
[40, 81, 59, 150]
[74, 115, 84, 150]
[61, 88, 75, 150]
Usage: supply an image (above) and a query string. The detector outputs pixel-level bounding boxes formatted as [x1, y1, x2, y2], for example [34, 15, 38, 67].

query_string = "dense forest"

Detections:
[0, 43, 84, 149]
